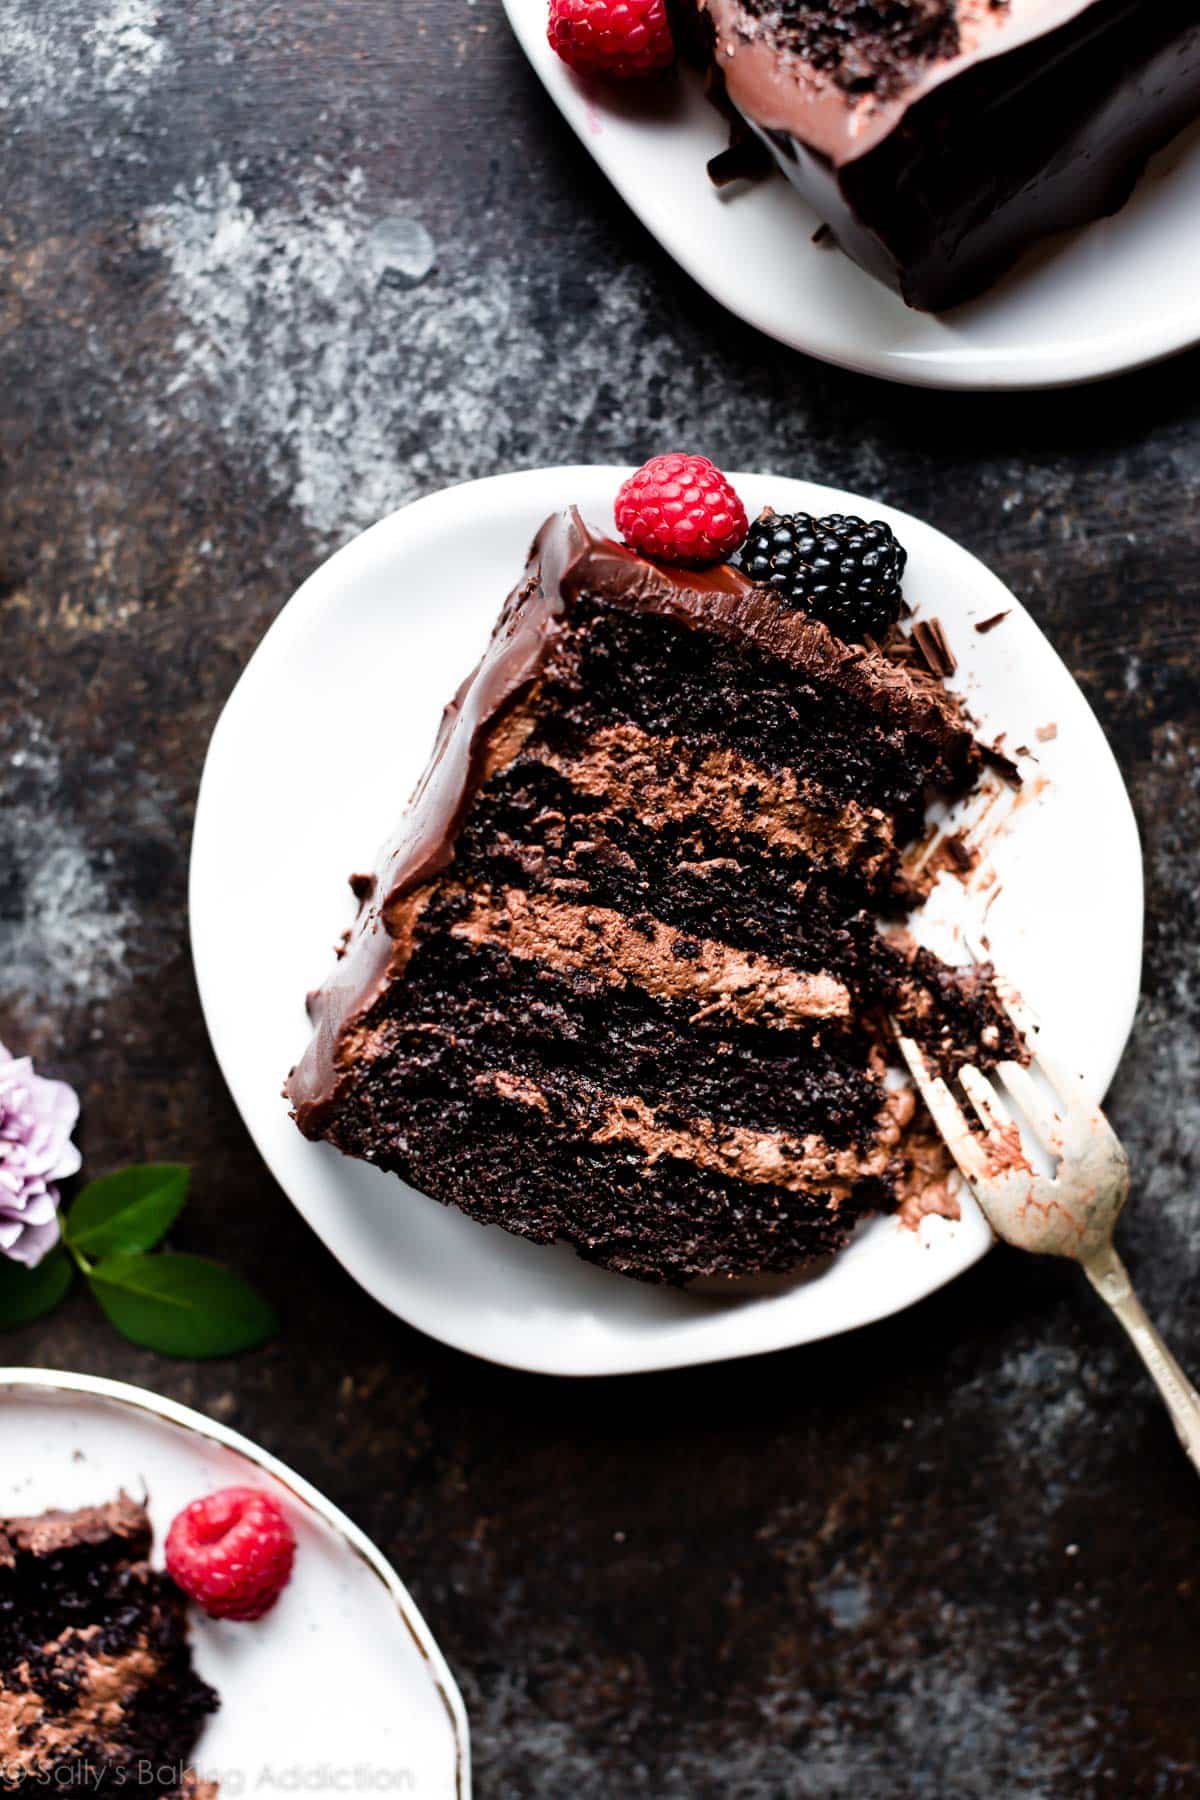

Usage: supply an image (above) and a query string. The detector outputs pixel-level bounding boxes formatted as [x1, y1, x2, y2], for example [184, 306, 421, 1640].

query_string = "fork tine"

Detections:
[995, 1059, 1064, 1154]
[959, 930, 1092, 1142]
[959, 1064, 1013, 1137]
[1008, 1029, 1107, 1143]
[893, 1032, 991, 1184]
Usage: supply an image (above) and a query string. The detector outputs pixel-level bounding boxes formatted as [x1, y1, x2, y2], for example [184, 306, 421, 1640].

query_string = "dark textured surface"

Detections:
[1, 3, 1197, 1794]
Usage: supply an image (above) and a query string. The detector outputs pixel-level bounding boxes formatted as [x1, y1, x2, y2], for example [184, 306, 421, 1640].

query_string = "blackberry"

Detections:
[736, 509, 908, 642]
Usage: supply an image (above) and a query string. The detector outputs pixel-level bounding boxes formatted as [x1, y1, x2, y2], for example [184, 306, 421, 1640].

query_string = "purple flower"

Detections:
[0, 1044, 81, 1268]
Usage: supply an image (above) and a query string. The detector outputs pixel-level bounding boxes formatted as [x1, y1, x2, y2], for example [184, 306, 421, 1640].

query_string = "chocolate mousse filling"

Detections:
[286, 507, 1020, 1284]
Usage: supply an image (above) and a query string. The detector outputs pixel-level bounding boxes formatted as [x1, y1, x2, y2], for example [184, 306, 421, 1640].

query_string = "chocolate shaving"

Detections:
[915, 829, 978, 884]
[974, 610, 1010, 634]
[982, 742, 1022, 786]
[910, 617, 957, 678]
[812, 222, 834, 246]
[349, 871, 376, 902]
[883, 636, 918, 664]
[1035, 722, 1058, 743]
[707, 138, 775, 187]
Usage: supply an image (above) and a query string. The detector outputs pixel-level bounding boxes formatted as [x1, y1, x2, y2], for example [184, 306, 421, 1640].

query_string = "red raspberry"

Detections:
[165, 1486, 296, 1622]
[615, 454, 749, 567]
[547, 0, 674, 79]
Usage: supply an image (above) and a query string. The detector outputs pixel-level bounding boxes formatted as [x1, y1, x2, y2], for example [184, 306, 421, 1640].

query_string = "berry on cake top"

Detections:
[614, 454, 907, 645]
[735, 509, 907, 644]
[614, 452, 748, 567]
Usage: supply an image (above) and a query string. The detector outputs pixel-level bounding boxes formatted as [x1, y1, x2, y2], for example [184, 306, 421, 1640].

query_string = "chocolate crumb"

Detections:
[974, 610, 1010, 634]
[919, 829, 977, 881]
[1035, 722, 1058, 743]
[349, 871, 376, 902]
[812, 222, 834, 246]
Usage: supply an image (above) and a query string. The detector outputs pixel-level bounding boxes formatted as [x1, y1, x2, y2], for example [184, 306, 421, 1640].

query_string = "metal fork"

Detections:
[894, 981, 1200, 1478]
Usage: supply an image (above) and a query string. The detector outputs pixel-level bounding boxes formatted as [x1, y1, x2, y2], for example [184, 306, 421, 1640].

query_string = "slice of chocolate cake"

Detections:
[0, 1494, 217, 1792]
[287, 499, 1020, 1283]
[693, 0, 1200, 310]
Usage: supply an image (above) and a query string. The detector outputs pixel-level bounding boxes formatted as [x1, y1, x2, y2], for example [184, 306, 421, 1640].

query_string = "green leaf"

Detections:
[88, 1253, 278, 1358]
[66, 1164, 189, 1258]
[0, 1246, 74, 1329]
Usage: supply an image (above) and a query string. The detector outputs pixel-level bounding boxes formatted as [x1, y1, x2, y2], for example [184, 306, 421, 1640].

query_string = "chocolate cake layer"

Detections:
[698, 0, 1200, 310]
[0, 1496, 216, 1795]
[364, 927, 885, 1142]
[287, 508, 1019, 1284]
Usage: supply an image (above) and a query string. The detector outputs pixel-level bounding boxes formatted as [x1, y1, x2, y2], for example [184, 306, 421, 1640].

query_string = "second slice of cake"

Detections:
[0, 1494, 217, 1791]
[693, 0, 1200, 311]
[287, 489, 1020, 1284]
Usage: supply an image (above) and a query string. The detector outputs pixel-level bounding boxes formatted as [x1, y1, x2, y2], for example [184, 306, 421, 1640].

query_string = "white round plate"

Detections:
[502, 0, 1200, 390]
[190, 466, 1142, 1376]
[0, 1369, 469, 1797]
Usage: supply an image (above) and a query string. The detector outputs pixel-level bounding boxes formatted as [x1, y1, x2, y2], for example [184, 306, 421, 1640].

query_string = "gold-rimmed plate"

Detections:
[0, 1368, 470, 1796]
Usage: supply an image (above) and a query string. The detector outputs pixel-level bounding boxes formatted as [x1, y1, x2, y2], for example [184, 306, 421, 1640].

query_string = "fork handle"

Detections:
[1083, 1243, 1200, 1478]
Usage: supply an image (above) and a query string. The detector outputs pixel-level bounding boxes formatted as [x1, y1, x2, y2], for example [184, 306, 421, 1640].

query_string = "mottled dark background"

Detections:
[2, 3, 1198, 1794]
